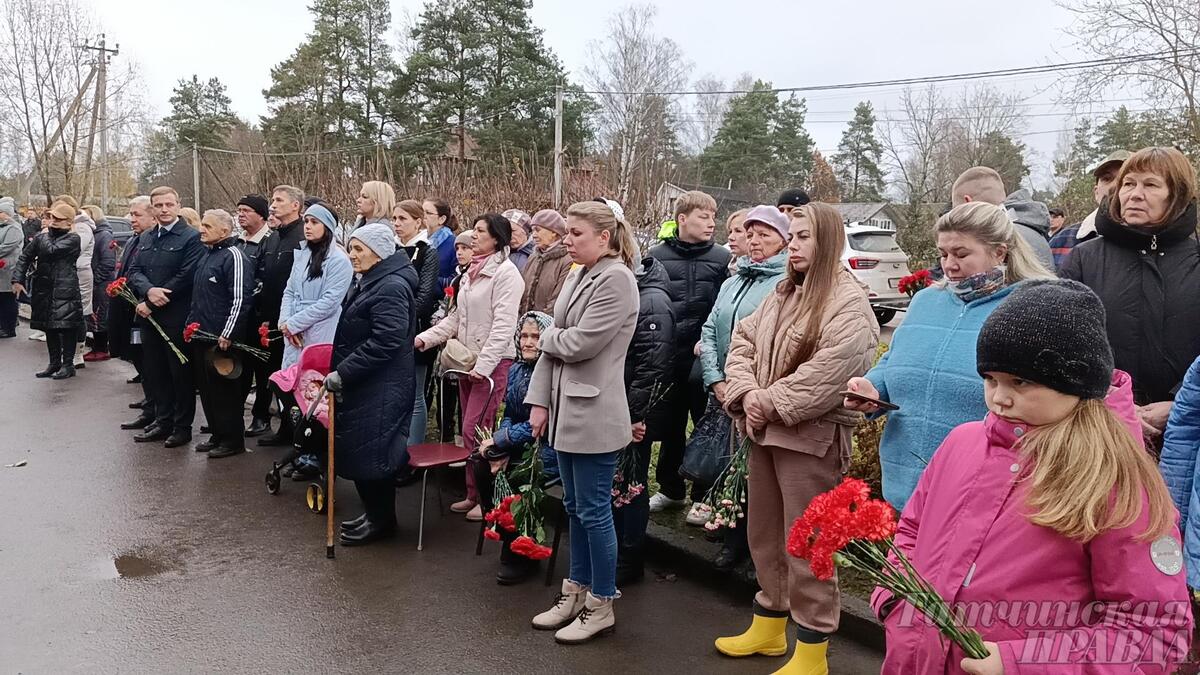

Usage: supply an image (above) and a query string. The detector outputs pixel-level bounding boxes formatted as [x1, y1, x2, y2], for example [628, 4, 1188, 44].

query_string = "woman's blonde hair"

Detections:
[395, 199, 425, 225]
[934, 202, 1054, 284]
[1020, 398, 1174, 542]
[179, 207, 202, 230]
[82, 204, 105, 223]
[360, 181, 396, 221]
[565, 200, 639, 269]
[788, 203, 848, 364]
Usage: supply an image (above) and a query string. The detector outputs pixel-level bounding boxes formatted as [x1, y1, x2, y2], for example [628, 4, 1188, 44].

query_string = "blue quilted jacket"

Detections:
[1160, 354, 1200, 587]
[865, 282, 1018, 513]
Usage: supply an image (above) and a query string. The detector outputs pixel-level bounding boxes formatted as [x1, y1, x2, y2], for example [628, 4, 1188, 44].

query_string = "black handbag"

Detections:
[679, 395, 733, 485]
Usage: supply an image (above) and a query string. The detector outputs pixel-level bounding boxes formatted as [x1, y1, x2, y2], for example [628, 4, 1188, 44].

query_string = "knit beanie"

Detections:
[237, 194, 269, 221]
[0, 197, 15, 219]
[743, 204, 790, 242]
[349, 222, 396, 260]
[455, 231, 474, 248]
[303, 203, 338, 237]
[976, 279, 1113, 400]
[530, 209, 567, 237]
[776, 188, 811, 209]
[503, 209, 532, 234]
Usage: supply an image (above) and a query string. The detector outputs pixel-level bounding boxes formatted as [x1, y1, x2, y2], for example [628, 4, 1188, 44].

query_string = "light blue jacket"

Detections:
[699, 253, 787, 388]
[866, 282, 1018, 513]
[279, 242, 353, 369]
[1159, 355, 1200, 587]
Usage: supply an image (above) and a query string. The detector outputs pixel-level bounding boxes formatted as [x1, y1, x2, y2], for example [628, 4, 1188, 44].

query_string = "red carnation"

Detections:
[260, 336, 270, 348]
[108, 240, 117, 250]
[183, 322, 200, 342]
[444, 285, 455, 299]
[483, 528, 501, 541]
[0, 260, 5, 269]
[258, 322, 269, 337]
[510, 535, 553, 560]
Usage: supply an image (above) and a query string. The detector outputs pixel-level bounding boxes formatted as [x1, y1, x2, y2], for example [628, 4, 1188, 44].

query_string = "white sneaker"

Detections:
[27, 330, 45, 342]
[685, 502, 713, 526]
[648, 492, 686, 513]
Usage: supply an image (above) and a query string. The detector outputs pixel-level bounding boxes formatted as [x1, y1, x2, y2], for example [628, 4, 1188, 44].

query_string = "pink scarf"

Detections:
[467, 252, 491, 283]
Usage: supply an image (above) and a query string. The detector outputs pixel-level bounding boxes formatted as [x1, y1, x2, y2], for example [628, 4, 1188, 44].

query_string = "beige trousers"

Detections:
[747, 428, 848, 634]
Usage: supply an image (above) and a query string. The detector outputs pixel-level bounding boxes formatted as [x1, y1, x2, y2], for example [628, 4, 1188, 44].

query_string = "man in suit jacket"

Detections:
[127, 186, 205, 448]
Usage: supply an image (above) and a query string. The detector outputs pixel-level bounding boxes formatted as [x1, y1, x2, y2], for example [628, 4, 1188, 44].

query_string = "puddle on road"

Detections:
[113, 553, 170, 578]
[92, 549, 180, 580]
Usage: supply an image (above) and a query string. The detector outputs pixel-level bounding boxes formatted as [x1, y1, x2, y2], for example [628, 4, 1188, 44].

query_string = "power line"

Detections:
[573, 49, 1200, 97]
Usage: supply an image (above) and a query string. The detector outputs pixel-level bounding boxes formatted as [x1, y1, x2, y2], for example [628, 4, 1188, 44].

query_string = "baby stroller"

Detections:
[264, 343, 334, 515]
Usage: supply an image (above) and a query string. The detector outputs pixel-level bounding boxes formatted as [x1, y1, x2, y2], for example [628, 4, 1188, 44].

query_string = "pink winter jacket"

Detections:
[875, 371, 1192, 674]
[416, 251, 523, 378]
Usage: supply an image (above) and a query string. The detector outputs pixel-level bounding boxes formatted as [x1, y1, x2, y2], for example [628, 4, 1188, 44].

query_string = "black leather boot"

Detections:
[339, 518, 396, 546]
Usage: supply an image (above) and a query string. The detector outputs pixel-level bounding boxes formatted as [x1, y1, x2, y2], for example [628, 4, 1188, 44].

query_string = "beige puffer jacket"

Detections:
[724, 268, 879, 455]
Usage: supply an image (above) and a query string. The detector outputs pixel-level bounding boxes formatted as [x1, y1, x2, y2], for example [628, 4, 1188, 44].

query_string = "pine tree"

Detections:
[402, 0, 591, 165]
[698, 80, 778, 193]
[833, 101, 885, 201]
[163, 76, 238, 149]
[809, 150, 840, 203]
[261, 0, 397, 152]
[977, 131, 1029, 192]
[771, 94, 814, 193]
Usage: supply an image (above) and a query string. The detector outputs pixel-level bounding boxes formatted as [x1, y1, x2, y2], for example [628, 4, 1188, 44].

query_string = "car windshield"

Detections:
[848, 232, 900, 253]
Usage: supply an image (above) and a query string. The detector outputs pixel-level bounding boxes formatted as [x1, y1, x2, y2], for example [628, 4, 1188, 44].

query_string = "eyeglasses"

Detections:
[423, 211, 438, 217]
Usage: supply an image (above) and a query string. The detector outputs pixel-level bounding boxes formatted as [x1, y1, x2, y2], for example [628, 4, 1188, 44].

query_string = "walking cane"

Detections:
[326, 392, 336, 560]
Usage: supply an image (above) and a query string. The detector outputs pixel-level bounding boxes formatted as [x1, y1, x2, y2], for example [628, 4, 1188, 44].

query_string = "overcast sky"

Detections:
[90, 0, 1114, 188]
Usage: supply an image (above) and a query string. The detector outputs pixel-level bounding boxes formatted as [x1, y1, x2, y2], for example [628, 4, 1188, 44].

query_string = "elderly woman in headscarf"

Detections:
[473, 310, 556, 586]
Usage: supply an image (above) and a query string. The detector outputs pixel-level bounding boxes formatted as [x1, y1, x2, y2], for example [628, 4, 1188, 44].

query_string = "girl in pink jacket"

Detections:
[876, 280, 1191, 674]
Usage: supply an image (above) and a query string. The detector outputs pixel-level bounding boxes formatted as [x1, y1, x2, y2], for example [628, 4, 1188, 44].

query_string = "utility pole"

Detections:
[80, 35, 118, 211]
[192, 144, 201, 210]
[553, 84, 563, 210]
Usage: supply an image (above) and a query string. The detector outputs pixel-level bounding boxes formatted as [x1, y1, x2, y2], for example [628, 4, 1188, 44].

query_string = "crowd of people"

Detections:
[7, 144, 1200, 671]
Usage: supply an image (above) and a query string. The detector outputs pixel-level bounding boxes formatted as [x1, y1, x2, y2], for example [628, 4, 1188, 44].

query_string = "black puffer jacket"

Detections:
[647, 237, 730, 369]
[91, 218, 117, 284]
[626, 256, 676, 433]
[1061, 200, 1200, 404]
[256, 219, 305, 327]
[12, 228, 83, 330]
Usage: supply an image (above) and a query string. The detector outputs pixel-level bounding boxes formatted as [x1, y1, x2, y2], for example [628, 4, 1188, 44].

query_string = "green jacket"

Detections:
[698, 252, 787, 388]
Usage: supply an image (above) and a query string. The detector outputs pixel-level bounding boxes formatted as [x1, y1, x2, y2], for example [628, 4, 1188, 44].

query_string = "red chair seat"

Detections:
[408, 443, 470, 469]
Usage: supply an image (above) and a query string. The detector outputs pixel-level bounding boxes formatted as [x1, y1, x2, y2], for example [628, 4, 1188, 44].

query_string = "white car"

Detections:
[841, 225, 912, 324]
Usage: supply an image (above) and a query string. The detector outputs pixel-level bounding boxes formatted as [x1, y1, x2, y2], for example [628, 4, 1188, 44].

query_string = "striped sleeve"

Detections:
[221, 246, 247, 339]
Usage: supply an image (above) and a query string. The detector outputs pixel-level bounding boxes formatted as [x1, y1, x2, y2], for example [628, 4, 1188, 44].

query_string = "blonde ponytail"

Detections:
[1020, 399, 1174, 542]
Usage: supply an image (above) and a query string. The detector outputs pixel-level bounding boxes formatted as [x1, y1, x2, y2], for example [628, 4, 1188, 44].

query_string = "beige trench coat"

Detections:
[526, 255, 639, 454]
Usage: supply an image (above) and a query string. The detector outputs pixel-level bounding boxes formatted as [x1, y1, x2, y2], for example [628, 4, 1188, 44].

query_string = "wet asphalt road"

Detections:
[0, 335, 883, 673]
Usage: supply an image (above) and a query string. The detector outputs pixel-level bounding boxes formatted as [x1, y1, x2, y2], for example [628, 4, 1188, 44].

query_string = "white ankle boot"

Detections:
[532, 580, 588, 630]
[554, 592, 615, 644]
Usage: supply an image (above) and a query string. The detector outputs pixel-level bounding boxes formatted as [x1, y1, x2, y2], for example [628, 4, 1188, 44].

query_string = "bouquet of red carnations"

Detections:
[256, 322, 284, 349]
[788, 478, 988, 659]
[897, 269, 933, 297]
[482, 435, 554, 560]
[105, 277, 187, 363]
[183, 322, 270, 361]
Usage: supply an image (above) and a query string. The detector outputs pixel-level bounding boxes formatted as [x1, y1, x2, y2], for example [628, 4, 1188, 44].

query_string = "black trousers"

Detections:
[354, 478, 397, 526]
[142, 322, 195, 434]
[241, 355, 274, 422]
[44, 328, 74, 367]
[192, 343, 245, 447]
[654, 358, 709, 500]
[438, 376, 461, 443]
[0, 292, 16, 333]
[615, 439, 654, 570]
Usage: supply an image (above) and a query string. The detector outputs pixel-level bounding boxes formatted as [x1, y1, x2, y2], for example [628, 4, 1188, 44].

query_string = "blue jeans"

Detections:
[403, 362, 429, 468]
[557, 449, 620, 599]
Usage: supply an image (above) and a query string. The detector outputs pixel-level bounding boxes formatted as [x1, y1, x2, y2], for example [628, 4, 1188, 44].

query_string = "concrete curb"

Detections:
[643, 519, 884, 652]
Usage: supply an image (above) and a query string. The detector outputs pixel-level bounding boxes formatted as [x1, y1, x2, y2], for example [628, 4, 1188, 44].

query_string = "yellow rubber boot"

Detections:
[714, 603, 789, 657]
[771, 640, 829, 675]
